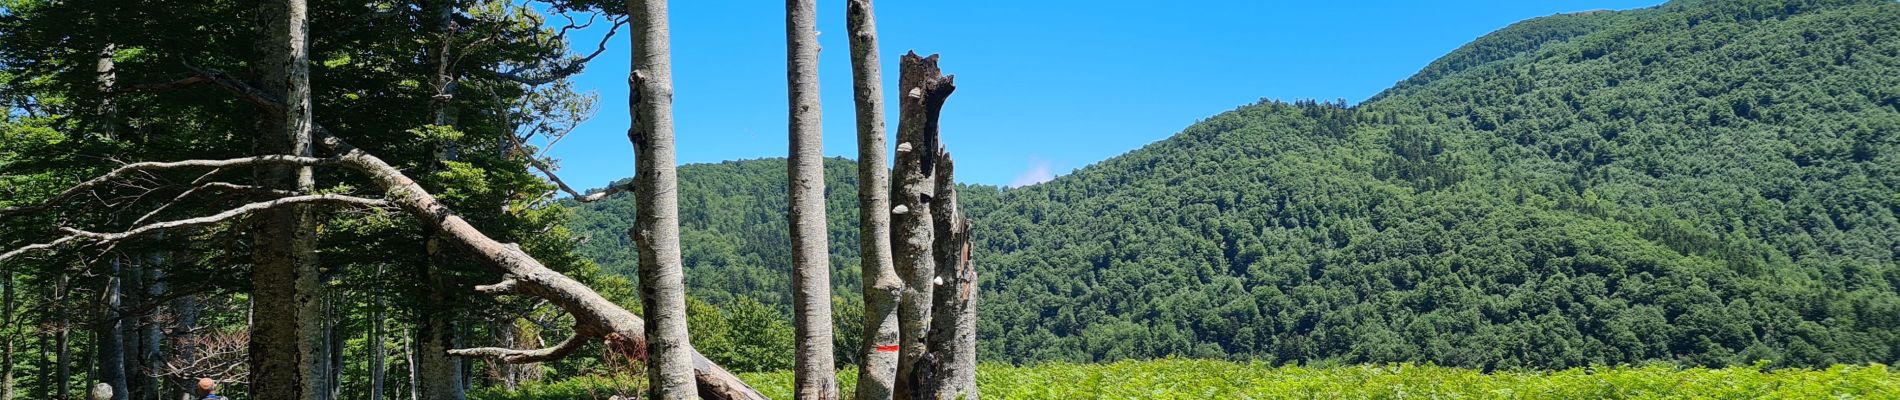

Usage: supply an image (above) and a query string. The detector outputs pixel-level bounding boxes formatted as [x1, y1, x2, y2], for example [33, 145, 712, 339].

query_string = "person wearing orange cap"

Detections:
[195, 378, 225, 400]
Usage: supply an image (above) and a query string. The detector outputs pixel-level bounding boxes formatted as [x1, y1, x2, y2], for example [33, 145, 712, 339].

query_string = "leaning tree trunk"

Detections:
[248, 0, 325, 399]
[845, 1, 903, 398]
[786, 0, 837, 398]
[625, 0, 696, 398]
[890, 52, 955, 400]
[922, 154, 978, 400]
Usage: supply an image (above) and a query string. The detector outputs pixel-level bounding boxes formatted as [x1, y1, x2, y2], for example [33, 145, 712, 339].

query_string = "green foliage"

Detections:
[687, 296, 796, 373]
[468, 375, 645, 400]
[967, 0, 1900, 368]
[476, 360, 1899, 399]
[557, 0, 1900, 370]
[0, 0, 636, 396]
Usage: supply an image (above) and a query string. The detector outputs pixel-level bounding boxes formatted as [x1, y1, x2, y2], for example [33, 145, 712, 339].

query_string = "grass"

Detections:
[475, 358, 1900, 399]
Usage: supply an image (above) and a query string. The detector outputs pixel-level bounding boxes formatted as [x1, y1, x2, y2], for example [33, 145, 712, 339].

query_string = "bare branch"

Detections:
[490, 17, 628, 86]
[187, 64, 285, 111]
[129, 181, 293, 227]
[530, 157, 629, 203]
[1, 194, 386, 262]
[0, 236, 81, 263]
[0, 156, 335, 218]
[116, 76, 211, 93]
[448, 332, 589, 364]
[474, 278, 520, 294]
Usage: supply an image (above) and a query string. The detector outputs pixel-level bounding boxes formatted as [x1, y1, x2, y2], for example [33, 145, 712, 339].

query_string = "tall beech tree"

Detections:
[846, 0, 905, 398]
[623, 0, 698, 398]
[248, 0, 325, 398]
[786, 0, 838, 398]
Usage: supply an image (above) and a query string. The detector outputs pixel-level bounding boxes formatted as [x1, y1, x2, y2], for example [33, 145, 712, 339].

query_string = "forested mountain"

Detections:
[566, 0, 1900, 370]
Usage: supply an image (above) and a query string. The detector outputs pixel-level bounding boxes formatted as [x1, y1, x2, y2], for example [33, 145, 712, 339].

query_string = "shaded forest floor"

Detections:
[472, 358, 1898, 399]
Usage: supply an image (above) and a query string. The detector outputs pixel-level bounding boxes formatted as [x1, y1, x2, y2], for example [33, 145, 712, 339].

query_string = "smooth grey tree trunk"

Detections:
[138, 251, 165, 400]
[97, 257, 129, 400]
[85, 39, 127, 400]
[90, 38, 129, 400]
[786, 0, 837, 398]
[923, 155, 978, 400]
[57, 275, 72, 400]
[890, 52, 954, 400]
[121, 257, 146, 400]
[1, 264, 16, 400]
[248, 0, 324, 399]
[407, 334, 419, 400]
[327, 293, 345, 399]
[168, 293, 200, 400]
[370, 298, 386, 400]
[846, 1, 903, 398]
[625, 0, 696, 398]
[414, 310, 464, 400]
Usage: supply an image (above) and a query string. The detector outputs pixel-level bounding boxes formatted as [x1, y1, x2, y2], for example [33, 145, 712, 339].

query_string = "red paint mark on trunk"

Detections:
[875, 345, 900, 352]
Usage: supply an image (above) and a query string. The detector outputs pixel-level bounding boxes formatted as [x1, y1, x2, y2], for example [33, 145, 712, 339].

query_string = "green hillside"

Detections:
[567, 0, 1900, 370]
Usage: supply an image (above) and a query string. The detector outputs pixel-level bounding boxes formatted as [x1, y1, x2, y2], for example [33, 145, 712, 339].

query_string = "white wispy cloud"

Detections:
[1008, 157, 1056, 188]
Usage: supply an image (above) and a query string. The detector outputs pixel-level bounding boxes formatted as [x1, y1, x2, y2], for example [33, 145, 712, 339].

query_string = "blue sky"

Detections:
[537, 0, 1665, 189]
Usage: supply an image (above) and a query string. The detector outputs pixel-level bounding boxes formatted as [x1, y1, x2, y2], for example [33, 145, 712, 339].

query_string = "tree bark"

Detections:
[97, 257, 129, 400]
[922, 154, 977, 400]
[890, 52, 954, 400]
[327, 293, 346, 400]
[168, 292, 200, 400]
[89, 35, 130, 400]
[1, 263, 17, 400]
[845, 2, 902, 398]
[413, 307, 464, 400]
[406, 334, 419, 400]
[138, 251, 165, 400]
[248, 0, 324, 399]
[416, 1, 468, 397]
[370, 298, 386, 400]
[121, 257, 146, 400]
[57, 275, 72, 400]
[624, 0, 696, 398]
[786, 0, 837, 398]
